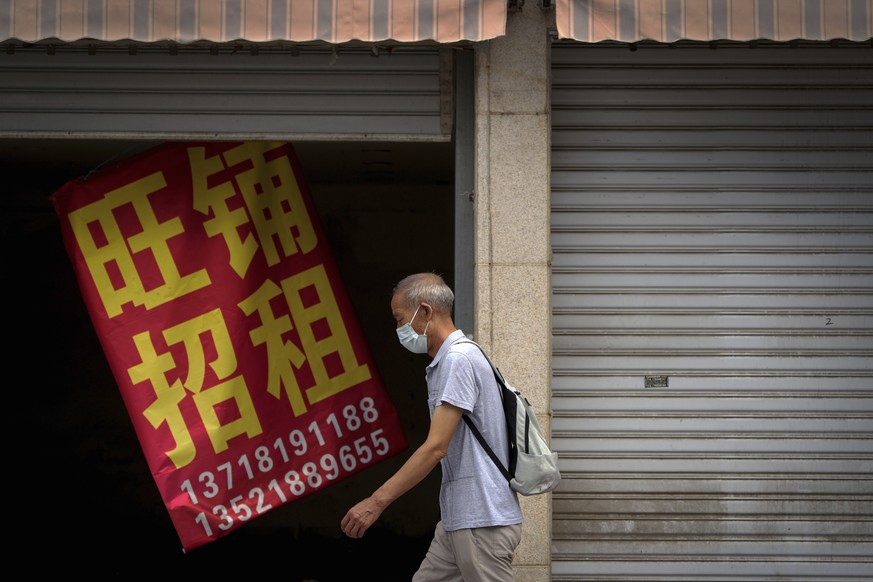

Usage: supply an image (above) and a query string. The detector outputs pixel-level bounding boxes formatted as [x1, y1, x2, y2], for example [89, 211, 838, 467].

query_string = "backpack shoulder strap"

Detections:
[462, 416, 512, 481]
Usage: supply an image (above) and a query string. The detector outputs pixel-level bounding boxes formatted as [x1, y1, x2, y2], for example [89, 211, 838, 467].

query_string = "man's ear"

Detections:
[420, 302, 433, 317]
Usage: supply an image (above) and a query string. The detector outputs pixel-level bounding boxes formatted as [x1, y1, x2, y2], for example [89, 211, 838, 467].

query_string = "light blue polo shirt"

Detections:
[425, 330, 523, 531]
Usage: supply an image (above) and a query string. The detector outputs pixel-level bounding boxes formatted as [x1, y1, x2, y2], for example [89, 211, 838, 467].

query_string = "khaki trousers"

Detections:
[412, 521, 523, 582]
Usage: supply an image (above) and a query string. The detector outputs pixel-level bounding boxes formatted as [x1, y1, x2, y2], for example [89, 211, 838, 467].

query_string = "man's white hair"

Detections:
[393, 272, 454, 313]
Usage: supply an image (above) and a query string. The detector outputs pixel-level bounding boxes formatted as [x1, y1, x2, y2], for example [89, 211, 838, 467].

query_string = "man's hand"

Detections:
[339, 402, 462, 539]
[341, 497, 384, 538]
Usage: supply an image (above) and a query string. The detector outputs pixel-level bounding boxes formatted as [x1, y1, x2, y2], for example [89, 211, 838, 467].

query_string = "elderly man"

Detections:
[341, 272, 523, 581]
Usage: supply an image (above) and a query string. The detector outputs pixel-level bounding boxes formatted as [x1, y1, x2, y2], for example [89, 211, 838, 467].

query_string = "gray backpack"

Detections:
[457, 340, 561, 496]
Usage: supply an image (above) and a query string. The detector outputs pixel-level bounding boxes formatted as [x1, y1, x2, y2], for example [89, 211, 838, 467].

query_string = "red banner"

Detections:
[51, 141, 408, 552]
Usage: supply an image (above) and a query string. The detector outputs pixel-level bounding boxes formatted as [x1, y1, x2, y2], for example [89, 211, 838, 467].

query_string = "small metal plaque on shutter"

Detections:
[645, 375, 669, 388]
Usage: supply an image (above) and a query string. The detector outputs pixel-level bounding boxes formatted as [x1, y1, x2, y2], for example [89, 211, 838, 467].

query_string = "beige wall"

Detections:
[474, 7, 554, 582]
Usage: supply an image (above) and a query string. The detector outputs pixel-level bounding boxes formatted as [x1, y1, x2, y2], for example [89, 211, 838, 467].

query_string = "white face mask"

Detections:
[396, 304, 429, 354]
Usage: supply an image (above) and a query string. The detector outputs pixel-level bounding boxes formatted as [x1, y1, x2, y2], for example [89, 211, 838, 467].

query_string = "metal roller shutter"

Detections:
[550, 41, 873, 581]
[0, 45, 448, 140]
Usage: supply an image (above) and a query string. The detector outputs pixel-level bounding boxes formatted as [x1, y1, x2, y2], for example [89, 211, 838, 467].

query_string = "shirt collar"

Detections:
[427, 329, 468, 369]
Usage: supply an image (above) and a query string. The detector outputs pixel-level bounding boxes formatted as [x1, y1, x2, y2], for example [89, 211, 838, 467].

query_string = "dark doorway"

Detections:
[4, 139, 454, 580]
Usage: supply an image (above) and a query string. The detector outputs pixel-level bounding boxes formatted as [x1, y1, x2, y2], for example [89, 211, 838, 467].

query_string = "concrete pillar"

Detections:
[473, 5, 553, 582]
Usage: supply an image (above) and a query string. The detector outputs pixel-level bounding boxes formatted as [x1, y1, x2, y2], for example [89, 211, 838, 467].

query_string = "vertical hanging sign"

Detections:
[51, 142, 408, 552]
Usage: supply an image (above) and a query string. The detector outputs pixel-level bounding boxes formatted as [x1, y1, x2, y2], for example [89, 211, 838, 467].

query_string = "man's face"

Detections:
[391, 293, 421, 332]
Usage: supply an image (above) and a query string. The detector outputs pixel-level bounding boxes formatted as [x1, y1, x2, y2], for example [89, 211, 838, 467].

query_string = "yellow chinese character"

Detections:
[224, 142, 317, 267]
[68, 172, 210, 318]
[282, 265, 371, 405]
[128, 309, 263, 469]
[189, 146, 259, 279]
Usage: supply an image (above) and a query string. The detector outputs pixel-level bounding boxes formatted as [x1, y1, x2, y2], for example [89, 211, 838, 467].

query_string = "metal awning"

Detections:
[0, 0, 507, 44]
[556, 0, 872, 43]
